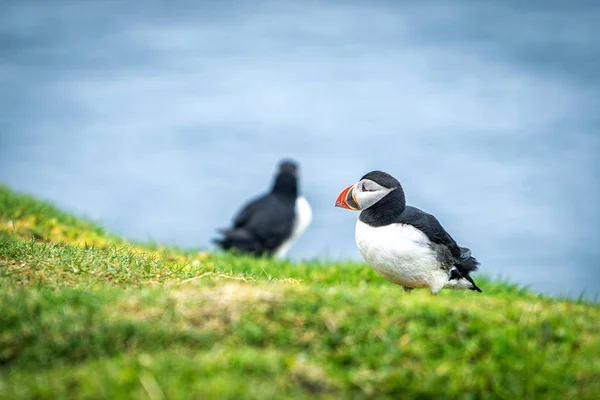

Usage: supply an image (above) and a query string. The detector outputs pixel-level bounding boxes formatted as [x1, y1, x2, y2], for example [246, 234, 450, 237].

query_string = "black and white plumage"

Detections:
[214, 160, 312, 259]
[335, 170, 482, 294]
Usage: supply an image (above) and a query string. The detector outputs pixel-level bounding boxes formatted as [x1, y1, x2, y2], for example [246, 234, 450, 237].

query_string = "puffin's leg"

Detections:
[402, 286, 413, 294]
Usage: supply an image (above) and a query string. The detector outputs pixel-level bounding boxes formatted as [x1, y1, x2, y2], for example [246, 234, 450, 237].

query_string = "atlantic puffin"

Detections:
[335, 170, 482, 294]
[214, 160, 312, 259]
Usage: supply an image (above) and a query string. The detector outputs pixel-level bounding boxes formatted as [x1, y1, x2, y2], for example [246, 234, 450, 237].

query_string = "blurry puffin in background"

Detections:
[214, 160, 312, 259]
[335, 170, 482, 294]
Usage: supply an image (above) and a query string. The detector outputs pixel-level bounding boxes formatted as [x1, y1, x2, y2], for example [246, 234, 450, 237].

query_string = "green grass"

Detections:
[0, 185, 599, 399]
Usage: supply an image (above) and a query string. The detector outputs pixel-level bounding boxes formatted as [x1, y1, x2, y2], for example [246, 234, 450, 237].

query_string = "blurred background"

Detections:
[1, 0, 598, 299]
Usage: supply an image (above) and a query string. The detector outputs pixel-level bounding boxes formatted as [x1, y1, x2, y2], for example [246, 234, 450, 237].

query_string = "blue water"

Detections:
[1, 0, 599, 299]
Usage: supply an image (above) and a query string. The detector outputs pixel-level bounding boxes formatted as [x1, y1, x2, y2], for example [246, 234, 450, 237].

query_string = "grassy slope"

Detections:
[0, 185, 598, 399]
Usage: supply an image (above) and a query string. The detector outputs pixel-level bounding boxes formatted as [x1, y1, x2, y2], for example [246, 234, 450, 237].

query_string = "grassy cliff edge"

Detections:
[0, 185, 598, 399]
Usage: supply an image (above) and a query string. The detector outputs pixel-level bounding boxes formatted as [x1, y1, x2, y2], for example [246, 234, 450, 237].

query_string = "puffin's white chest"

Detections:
[273, 196, 312, 259]
[355, 219, 447, 289]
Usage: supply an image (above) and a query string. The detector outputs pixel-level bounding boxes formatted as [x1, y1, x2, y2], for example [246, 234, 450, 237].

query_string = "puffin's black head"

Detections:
[335, 170, 405, 212]
[271, 159, 299, 199]
[278, 160, 298, 177]
[360, 171, 401, 190]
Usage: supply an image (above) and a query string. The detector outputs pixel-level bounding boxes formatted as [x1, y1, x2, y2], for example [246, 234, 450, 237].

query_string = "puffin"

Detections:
[214, 160, 312, 259]
[335, 170, 482, 294]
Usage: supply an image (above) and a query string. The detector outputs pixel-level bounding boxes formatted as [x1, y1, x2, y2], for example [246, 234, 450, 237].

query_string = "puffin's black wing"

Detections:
[213, 195, 266, 254]
[233, 195, 268, 228]
[397, 206, 481, 291]
[237, 195, 295, 251]
[396, 206, 462, 257]
[215, 194, 295, 255]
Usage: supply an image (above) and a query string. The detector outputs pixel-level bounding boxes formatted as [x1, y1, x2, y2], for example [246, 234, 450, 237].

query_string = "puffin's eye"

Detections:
[362, 183, 372, 192]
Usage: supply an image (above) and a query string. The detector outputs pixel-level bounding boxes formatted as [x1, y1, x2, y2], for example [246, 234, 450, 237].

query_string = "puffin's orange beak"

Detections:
[335, 184, 360, 210]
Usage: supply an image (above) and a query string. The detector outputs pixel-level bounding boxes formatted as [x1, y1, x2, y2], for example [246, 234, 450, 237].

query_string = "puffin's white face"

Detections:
[335, 178, 395, 211]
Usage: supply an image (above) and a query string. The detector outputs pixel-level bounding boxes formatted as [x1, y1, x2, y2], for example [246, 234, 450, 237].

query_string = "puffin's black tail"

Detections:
[453, 247, 483, 293]
[213, 228, 263, 256]
[462, 270, 483, 293]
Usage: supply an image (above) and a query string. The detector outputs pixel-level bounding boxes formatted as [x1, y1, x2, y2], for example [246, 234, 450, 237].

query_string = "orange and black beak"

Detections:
[335, 184, 360, 210]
